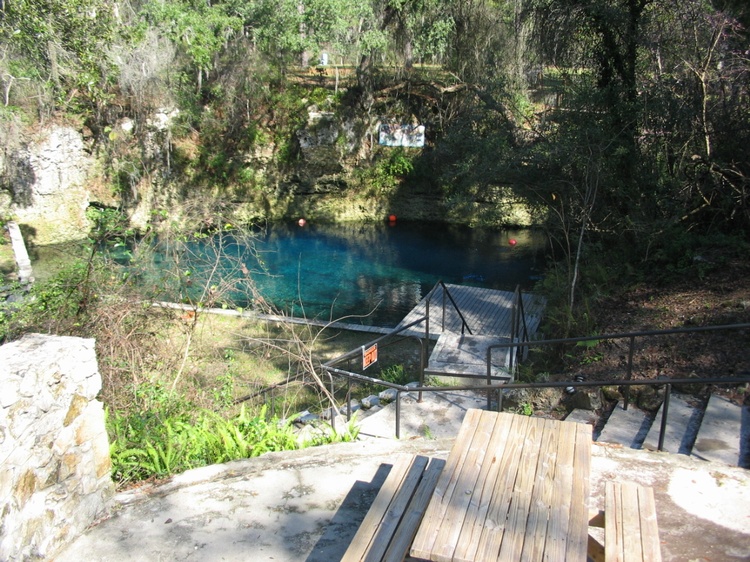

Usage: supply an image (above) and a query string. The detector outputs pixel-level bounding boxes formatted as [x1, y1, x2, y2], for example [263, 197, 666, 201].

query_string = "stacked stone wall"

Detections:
[0, 334, 114, 560]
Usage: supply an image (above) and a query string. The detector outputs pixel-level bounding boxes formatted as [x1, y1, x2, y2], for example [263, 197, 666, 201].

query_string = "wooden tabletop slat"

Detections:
[496, 417, 546, 561]
[637, 485, 662, 561]
[604, 483, 624, 562]
[567, 423, 593, 558]
[473, 415, 531, 561]
[520, 419, 558, 562]
[451, 413, 513, 562]
[544, 420, 578, 561]
[621, 482, 644, 561]
[431, 411, 496, 562]
[410, 409, 483, 559]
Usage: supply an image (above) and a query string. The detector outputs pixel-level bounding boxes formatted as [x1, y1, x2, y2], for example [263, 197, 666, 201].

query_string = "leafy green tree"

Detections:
[140, 0, 242, 92]
[0, 0, 119, 111]
[641, 0, 750, 231]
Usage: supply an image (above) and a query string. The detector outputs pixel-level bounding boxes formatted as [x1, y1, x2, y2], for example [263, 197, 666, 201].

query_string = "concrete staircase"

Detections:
[574, 392, 750, 469]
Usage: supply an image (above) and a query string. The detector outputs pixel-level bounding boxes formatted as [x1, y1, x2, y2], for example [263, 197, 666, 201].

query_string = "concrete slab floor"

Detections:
[52, 408, 750, 562]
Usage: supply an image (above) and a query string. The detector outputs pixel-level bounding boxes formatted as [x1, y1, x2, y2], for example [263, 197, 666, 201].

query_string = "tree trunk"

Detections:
[356, 53, 374, 110]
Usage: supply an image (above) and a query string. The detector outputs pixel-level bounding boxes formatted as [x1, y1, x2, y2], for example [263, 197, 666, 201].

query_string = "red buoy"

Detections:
[298, 218, 307, 227]
[388, 214, 397, 223]
[509, 238, 517, 246]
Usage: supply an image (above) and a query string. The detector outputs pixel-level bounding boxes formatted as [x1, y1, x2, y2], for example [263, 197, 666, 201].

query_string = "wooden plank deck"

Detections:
[396, 284, 546, 340]
[395, 284, 545, 382]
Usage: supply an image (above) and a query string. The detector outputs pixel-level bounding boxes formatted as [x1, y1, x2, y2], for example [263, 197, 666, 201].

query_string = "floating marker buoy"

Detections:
[388, 214, 397, 222]
[298, 218, 306, 227]
[509, 238, 517, 246]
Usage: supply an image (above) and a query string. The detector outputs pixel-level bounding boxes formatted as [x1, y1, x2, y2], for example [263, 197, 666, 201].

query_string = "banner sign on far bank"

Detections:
[379, 124, 425, 148]
[362, 343, 378, 370]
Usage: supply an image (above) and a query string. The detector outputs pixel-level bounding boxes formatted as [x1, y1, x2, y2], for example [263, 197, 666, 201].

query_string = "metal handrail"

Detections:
[321, 371, 749, 440]
[424, 280, 473, 335]
[486, 322, 750, 409]
[243, 281, 541, 432]
[245, 312, 749, 446]
[323, 323, 750, 443]
[486, 286, 532, 391]
[244, 279, 496, 411]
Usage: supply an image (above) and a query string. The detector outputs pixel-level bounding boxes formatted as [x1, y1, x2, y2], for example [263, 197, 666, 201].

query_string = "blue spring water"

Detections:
[131, 220, 547, 328]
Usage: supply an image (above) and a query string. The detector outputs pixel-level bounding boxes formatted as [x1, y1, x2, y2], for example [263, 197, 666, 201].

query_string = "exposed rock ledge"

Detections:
[2, 126, 96, 245]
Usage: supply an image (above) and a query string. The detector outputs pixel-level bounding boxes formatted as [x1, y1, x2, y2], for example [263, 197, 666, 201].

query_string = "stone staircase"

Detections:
[572, 392, 750, 469]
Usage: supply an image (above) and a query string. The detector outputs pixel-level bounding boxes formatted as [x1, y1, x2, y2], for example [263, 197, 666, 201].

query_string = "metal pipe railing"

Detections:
[319, 365, 748, 441]
[424, 281, 472, 335]
[323, 323, 750, 442]
[486, 323, 750, 409]
[244, 320, 749, 448]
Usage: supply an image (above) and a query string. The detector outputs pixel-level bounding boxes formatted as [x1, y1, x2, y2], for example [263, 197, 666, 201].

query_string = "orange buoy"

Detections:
[388, 214, 397, 222]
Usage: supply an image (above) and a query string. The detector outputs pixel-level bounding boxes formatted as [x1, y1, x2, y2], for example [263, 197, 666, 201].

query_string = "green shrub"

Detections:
[357, 148, 416, 195]
[108, 393, 358, 488]
[379, 364, 411, 385]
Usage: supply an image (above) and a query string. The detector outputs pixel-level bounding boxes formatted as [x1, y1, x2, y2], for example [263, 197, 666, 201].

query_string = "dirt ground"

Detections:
[571, 255, 750, 405]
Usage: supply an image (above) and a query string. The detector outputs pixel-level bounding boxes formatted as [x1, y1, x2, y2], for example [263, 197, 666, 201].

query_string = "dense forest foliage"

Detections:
[1, 0, 749, 327]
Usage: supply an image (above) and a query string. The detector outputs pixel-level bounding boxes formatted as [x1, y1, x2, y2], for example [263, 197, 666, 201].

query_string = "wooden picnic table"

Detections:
[410, 409, 592, 562]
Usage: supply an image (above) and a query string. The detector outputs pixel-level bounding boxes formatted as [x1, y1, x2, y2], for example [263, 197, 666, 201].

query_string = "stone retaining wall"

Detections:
[0, 334, 114, 560]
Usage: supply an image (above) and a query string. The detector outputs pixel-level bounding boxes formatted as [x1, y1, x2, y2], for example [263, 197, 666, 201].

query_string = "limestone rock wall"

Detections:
[4, 126, 95, 246]
[0, 334, 114, 561]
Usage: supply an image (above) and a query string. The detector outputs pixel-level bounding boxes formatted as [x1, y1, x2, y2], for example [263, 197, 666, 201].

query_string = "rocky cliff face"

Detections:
[0, 108, 536, 247]
[1, 126, 99, 245]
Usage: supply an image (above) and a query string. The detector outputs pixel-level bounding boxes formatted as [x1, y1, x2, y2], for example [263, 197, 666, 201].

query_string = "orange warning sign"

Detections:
[363, 344, 378, 370]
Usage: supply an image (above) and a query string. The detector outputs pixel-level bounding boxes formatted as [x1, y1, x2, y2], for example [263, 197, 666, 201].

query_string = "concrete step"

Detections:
[566, 408, 597, 427]
[596, 400, 653, 449]
[356, 389, 488, 440]
[692, 394, 750, 468]
[642, 393, 704, 454]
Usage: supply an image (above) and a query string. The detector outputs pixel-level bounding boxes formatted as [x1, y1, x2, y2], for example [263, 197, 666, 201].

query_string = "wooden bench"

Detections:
[589, 481, 662, 562]
[342, 454, 445, 562]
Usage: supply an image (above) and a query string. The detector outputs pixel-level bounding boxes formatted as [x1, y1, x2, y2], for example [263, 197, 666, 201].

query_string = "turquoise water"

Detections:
[32, 221, 547, 327]
[174, 221, 546, 327]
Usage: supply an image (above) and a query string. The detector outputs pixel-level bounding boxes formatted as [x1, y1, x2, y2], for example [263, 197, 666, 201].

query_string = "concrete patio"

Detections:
[53, 391, 750, 562]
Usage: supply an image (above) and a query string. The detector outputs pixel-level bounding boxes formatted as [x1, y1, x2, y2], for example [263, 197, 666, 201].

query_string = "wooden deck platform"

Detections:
[396, 284, 546, 383]
[396, 284, 546, 340]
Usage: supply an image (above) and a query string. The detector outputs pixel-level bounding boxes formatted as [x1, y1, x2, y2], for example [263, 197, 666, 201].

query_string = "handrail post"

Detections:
[459, 283, 465, 334]
[508, 286, 521, 375]
[346, 377, 352, 421]
[658, 383, 671, 452]
[486, 347, 493, 410]
[516, 289, 530, 352]
[329, 373, 336, 433]
[418, 337, 425, 403]
[624, 335, 636, 410]
[441, 283, 446, 331]
[395, 391, 401, 439]
[512, 286, 519, 342]
[425, 299, 430, 340]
